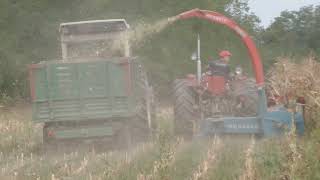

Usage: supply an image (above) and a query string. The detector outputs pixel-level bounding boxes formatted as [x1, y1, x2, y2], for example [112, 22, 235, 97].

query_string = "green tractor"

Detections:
[28, 19, 155, 148]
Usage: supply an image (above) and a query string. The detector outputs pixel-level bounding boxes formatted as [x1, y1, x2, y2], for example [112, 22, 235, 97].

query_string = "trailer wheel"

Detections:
[173, 79, 197, 138]
[42, 123, 58, 152]
[114, 123, 132, 149]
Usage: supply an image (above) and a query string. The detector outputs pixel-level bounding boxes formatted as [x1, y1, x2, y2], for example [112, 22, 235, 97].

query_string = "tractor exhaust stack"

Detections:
[197, 34, 201, 85]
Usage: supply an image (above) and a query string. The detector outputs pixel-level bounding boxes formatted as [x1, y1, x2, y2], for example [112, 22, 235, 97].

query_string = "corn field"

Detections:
[1, 57, 320, 180]
[0, 106, 319, 180]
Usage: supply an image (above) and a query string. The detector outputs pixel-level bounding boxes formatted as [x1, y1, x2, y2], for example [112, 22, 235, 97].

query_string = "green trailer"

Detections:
[28, 19, 154, 145]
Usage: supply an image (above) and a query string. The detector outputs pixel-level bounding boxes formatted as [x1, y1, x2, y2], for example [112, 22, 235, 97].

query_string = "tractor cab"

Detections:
[59, 19, 130, 60]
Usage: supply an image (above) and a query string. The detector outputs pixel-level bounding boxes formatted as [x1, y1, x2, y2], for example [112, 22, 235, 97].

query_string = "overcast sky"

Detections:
[248, 0, 320, 27]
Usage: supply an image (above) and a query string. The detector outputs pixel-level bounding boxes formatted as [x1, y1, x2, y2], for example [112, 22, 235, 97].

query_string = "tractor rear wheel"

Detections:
[173, 79, 197, 138]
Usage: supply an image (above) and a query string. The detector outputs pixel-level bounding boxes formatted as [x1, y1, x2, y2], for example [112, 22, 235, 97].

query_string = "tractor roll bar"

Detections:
[170, 9, 265, 86]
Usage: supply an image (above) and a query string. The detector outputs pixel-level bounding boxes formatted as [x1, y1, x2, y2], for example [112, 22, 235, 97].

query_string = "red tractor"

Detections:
[170, 9, 304, 138]
[173, 37, 257, 136]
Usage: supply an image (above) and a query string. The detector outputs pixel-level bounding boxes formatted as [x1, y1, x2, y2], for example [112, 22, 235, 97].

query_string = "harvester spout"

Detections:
[175, 8, 202, 19]
[169, 9, 268, 114]
[169, 8, 265, 87]
[167, 8, 201, 23]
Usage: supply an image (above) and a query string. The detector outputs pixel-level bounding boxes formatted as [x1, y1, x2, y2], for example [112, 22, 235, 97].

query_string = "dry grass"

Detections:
[191, 136, 222, 180]
[0, 105, 319, 180]
[239, 136, 256, 180]
[136, 138, 182, 180]
[2, 54, 320, 179]
[267, 56, 320, 128]
[137, 108, 182, 180]
[267, 56, 320, 99]
[257, 56, 320, 180]
[0, 106, 41, 155]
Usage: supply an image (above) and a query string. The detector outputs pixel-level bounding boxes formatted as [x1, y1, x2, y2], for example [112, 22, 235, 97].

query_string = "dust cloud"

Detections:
[111, 17, 175, 54]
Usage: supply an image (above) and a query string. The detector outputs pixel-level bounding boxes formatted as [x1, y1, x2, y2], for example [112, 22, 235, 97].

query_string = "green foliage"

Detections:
[260, 5, 320, 66]
[0, 93, 14, 106]
[1, 0, 319, 99]
[206, 139, 246, 179]
[0, 0, 261, 99]
[254, 136, 320, 180]
[254, 140, 284, 179]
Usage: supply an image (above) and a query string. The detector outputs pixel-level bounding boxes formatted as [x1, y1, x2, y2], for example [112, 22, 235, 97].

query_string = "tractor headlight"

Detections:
[235, 66, 243, 75]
